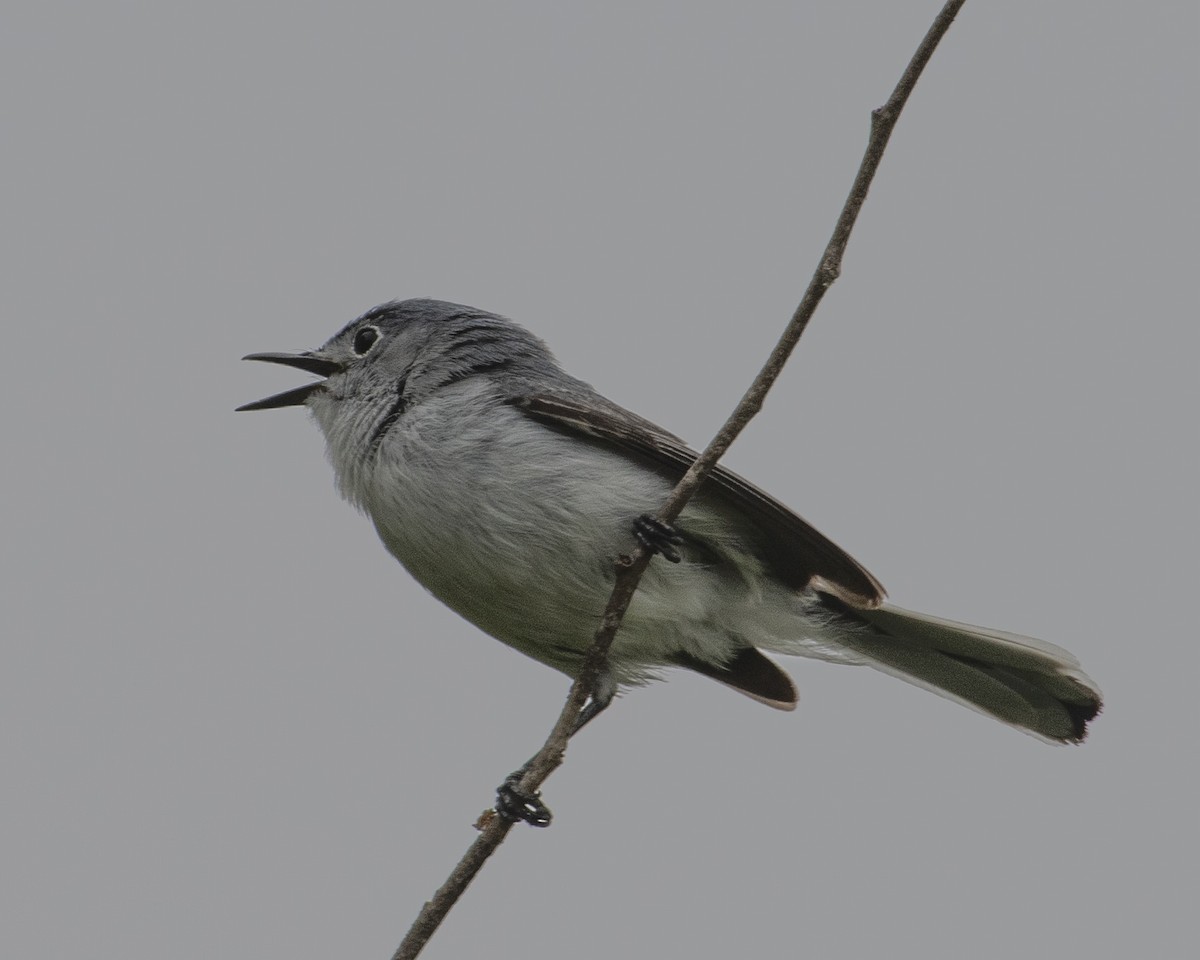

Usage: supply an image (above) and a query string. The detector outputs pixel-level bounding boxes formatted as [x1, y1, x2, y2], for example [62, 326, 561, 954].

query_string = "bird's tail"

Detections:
[827, 601, 1102, 743]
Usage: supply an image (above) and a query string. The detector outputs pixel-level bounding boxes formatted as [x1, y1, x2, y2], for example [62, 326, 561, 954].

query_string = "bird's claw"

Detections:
[495, 774, 553, 827]
[634, 514, 684, 563]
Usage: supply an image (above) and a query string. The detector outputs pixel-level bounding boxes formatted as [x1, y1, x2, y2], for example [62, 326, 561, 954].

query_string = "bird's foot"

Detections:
[495, 773, 552, 827]
[633, 514, 684, 563]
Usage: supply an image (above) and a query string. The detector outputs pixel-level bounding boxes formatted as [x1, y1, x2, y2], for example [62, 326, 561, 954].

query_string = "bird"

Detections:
[239, 298, 1101, 821]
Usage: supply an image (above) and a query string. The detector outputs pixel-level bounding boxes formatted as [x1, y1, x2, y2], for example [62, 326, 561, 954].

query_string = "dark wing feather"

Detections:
[510, 392, 885, 608]
[671, 647, 798, 710]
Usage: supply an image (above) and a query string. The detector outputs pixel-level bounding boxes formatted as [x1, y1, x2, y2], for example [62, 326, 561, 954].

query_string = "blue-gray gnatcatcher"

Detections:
[239, 298, 1101, 818]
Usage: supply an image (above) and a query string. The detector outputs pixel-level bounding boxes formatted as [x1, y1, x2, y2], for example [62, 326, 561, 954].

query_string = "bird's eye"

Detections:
[353, 326, 380, 355]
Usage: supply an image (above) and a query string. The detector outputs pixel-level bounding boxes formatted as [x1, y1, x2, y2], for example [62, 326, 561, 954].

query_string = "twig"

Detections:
[391, 2, 969, 956]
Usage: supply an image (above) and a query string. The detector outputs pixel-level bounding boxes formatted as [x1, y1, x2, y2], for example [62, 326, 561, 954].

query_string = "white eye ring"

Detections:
[353, 325, 381, 355]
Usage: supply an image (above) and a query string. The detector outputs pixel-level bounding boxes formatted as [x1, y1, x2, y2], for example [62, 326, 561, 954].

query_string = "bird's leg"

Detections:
[633, 514, 684, 563]
[494, 675, 616, 827]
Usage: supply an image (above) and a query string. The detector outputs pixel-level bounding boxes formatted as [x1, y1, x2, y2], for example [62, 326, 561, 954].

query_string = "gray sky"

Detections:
[2, 2, 1195, 958]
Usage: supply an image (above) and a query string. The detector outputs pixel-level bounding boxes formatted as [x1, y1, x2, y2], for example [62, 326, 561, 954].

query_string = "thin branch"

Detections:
[392, 2, 969, 956]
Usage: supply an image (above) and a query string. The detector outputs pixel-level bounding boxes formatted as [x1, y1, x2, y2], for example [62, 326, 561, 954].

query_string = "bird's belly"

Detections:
[363, 404, 676, 672]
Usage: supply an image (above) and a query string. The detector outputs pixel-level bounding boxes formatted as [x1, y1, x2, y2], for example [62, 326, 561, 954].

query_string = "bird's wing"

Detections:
[510, 391, 885, 608]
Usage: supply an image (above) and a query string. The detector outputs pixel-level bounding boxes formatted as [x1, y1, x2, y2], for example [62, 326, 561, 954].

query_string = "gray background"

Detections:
[2, 2, 1195, 958]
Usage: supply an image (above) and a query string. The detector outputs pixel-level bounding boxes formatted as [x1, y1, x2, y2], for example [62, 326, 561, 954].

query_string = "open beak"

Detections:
[237, 352, 341, 411]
